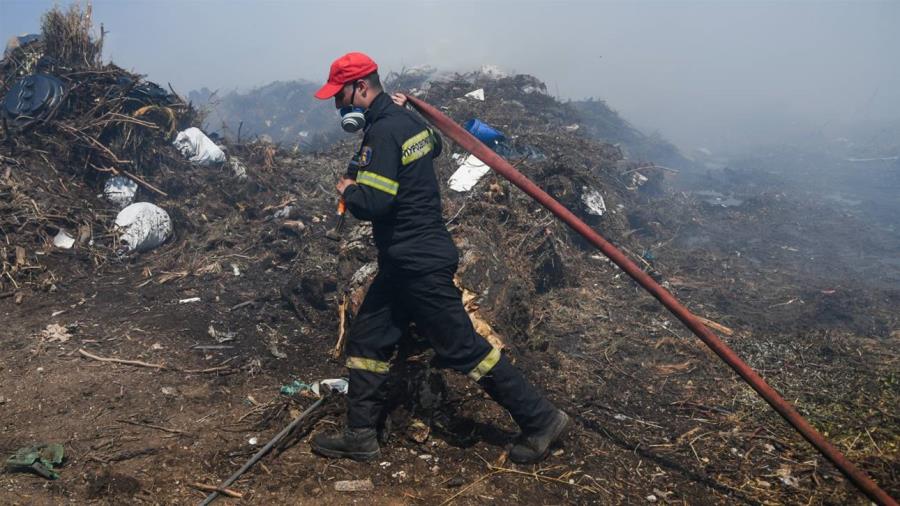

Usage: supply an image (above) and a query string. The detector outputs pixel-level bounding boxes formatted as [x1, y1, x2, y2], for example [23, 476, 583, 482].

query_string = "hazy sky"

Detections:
[3, 0, 899, 152]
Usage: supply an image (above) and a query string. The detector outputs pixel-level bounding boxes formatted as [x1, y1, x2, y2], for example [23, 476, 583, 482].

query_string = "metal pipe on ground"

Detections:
[199, 397, 326, 506]
[406, 95, 897, 506]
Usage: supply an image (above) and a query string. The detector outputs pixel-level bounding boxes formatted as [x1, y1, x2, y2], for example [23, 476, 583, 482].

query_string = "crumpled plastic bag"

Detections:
[115, 202, 172, 253]
[280, 378, 348, 397]
[6, 443, 65, 479]
[103, 175, 138, 209]
[227, 156, 248, 179]
[172, 127, 226, 166]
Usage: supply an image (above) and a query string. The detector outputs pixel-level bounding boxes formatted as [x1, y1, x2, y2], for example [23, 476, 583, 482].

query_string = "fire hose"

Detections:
[406, 95, 897, 505]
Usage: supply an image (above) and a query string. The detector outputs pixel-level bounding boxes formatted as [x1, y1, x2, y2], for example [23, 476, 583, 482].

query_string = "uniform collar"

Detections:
[364, 91, 391, 127]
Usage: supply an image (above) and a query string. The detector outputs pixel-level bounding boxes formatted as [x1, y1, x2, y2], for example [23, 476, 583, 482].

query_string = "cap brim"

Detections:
[314, 81, 343, 100]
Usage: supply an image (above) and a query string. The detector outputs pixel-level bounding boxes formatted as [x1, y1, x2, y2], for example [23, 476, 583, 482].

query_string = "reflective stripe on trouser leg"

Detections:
[346, 356, 391, 374]
[476, 354, 557, 432]
[468, 347, 502, 381]
[346, 365, 390, 429]
[343, 270, 407, 430]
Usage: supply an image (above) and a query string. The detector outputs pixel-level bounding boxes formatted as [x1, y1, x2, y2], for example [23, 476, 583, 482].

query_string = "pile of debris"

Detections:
[0, 5, 251, 297]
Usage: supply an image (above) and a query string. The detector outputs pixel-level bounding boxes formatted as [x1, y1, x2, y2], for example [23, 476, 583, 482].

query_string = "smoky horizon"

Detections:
[2, 0, 898, 155]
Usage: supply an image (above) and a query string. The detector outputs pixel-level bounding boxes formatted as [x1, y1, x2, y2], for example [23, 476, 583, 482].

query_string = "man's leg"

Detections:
[312, 271, 408, 461]
[402, 266, 569, 463]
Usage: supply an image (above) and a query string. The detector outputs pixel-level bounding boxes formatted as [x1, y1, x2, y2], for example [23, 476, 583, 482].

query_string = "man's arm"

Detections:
[430, 127, 443, 158]
[342, 127, 400, 221]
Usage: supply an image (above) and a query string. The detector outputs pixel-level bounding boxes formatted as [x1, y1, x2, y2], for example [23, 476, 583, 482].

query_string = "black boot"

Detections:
[477, 354, 565, 462]
[509, 409, 571, 464]
[311, 427, 380, 462]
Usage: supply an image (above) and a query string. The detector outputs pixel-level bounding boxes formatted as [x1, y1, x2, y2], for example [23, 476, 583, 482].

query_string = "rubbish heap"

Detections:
[0, 5, 247, 295]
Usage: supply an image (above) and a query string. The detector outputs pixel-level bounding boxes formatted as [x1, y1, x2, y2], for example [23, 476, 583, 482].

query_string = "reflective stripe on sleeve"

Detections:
[401, 129, 433, 165]
[468, 347, 502, 381]
[357, 171, 399, 196]
[346, 356, 391, 374]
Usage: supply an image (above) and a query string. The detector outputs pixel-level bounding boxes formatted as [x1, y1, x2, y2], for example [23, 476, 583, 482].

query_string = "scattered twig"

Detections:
[865, 428, 884, 456]
[78, 348, 234, 374]
[200, 397, 326, 506]
[182, 366, 232, 374]
[120, 168, 168, 197]
[768, 298, 799, 308]
[189, 483, 243, 499]
[440, 470, 501, 505]
[117, 419, 189, 435]
[229, 299, 256, 311]
[696, 316, 734, 337]
[78, 348, 165, 370]
[489, 464, 602, 494]
[441, 462, 601, 505]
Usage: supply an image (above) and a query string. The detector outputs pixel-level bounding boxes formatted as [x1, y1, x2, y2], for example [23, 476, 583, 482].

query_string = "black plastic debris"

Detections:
[2, 73, 64, 125]
[114, 75, 175, 112]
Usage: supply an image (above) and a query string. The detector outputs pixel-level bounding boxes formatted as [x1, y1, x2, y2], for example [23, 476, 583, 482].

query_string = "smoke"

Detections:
[3, 0, 898, 154]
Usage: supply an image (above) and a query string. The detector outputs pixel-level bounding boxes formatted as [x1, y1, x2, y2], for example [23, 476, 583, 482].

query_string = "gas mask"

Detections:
[339, 106, 366, 133]
[338, 82, 366, 133]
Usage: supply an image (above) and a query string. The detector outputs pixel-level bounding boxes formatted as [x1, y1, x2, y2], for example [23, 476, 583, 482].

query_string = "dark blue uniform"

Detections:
[341, 92, 555, 433]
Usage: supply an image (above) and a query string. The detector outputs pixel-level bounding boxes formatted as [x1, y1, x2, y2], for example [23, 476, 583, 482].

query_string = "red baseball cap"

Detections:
[314, 52, 379, 100]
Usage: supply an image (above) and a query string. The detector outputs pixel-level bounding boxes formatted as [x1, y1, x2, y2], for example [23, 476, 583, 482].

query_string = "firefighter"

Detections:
[310, 52, 569, 464]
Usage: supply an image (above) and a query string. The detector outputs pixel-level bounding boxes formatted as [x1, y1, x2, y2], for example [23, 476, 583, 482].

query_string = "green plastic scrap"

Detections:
[279, 379, 312, 396]
[6, 443, 65, 479]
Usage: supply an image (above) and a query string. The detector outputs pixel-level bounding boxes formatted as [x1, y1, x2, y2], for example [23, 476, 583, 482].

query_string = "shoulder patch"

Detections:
[401, 129, 433, 165]
[358, 146, 373, 167]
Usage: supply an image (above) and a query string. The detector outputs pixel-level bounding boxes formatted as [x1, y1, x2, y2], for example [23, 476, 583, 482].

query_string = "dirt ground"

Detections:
[2, 152, 898, 505]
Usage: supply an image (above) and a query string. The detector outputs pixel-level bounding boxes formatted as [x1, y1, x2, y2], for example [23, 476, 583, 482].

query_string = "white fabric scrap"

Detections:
[449, 154, 491, 192]
[464, 88, 485, 101]
[115, 202, 172, 252]
[581, 187, 607, 216]
[172, 127, 226, 166]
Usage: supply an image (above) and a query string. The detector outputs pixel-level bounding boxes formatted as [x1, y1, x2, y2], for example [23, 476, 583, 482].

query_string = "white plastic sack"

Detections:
[53, 229, 75, 249]
[172, 127, 226, 166]
[103, 175, 138, 209]
[115, 202, 172, 252]
[449, 154, 491, 192]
